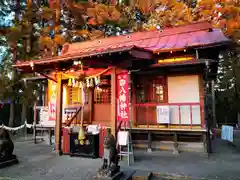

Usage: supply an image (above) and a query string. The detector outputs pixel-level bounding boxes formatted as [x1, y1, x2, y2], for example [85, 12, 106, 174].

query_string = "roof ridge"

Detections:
[70, 21, 211, 45]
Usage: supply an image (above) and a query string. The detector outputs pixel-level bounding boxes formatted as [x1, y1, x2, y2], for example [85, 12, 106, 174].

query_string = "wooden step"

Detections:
[132, 170, 152, 180]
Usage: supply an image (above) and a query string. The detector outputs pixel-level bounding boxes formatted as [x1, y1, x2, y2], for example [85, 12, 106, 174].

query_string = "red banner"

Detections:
[48, 80, 57, 121]
[117, 73, 129, 122]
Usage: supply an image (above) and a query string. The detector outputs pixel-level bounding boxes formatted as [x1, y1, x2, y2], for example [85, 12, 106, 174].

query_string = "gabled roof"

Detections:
[62, 21, 229, 56]
[14, 21, 230, 69]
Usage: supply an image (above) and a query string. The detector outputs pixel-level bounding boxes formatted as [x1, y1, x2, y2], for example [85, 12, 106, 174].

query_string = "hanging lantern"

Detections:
[68, 78, 72, 86]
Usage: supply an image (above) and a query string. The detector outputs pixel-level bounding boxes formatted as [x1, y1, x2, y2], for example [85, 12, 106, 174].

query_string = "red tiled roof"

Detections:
[62, 21, 230, 56]
[14, 21, 230, 68]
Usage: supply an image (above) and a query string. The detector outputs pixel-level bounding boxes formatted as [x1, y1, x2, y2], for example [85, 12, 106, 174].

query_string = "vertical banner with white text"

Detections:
[48, 80, 57, 121]
[117, 73, 130, 123]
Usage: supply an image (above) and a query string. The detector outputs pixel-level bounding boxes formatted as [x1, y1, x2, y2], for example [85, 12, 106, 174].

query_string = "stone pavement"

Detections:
[0, 139, 240, 180]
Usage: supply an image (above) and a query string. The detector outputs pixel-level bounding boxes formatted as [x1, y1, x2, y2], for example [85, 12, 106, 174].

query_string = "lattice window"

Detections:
[94, 87, 111, 104]
[135, 76, 166, 103]
[68, 87, 89, 105]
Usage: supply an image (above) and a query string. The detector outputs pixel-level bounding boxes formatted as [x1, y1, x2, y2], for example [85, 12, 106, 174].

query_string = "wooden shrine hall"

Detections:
[13, 21, 230, 155]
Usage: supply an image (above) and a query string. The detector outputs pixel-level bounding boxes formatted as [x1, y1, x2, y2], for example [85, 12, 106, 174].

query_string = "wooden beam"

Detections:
[55, 72, 63, 155]
[130, 50, 153, 59]
[111, 67, 117, 136]
[37, 72, 57, 82]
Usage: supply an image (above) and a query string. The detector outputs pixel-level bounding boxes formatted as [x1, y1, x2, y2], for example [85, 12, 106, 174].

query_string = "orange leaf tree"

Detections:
[140, 0, 240, 41]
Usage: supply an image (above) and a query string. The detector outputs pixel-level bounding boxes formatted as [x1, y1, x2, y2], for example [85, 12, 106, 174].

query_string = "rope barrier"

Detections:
[0, 121, 33, 131]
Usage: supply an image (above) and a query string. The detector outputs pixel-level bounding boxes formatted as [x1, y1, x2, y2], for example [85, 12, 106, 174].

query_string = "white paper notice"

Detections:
[156, 106, 170, 124]
[221, 125, 233, 142]
[117, 131, 129, 146]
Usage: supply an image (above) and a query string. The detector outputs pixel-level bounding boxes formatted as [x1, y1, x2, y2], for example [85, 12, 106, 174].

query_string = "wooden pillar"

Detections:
[203, 132, 207, 154]
[55, 72, 63, 155]
[147, 131, 152, 152]
[198, 75, 205, 128]
[111, 67, 117, 136]
[173, 132, 179, 155]
[211, 80, 216, 128]
[33, 102, 37, 144]
[88, 88, 94, 124]
[131, 73, 136, 127]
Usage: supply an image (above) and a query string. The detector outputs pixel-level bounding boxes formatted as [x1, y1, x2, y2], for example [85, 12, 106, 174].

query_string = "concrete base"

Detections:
[172, 149, 179, 155]
[147, 148, 152, 153]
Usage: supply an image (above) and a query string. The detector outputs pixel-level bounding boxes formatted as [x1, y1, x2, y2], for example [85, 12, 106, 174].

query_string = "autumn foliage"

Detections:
[1, 0, 239, 59]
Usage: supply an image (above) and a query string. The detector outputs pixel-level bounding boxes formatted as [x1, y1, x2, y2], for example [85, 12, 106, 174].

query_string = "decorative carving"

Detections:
[97, 128, 120, 178]
[0, 129, 17, 162]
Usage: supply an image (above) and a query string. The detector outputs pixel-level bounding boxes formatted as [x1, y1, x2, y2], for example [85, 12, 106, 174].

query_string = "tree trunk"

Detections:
[8, 50, 17, 127]
[8, 102, 15, 127]
[21, 103, 27, 135]
[238, 112, 240, 126]
[8, 0, 20, 127]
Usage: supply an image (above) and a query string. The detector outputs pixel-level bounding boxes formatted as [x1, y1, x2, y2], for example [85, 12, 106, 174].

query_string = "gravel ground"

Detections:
[0, 141, 101, 180]
[0, 138, 240, 180]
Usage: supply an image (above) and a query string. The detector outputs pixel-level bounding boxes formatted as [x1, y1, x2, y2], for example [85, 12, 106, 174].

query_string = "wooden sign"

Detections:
[117, 73, 129, 122]
[156, 106, 170, 124]
[39, 106, 49, 123]
[64, 107, 78, 114]
[117, 131, 129, 146]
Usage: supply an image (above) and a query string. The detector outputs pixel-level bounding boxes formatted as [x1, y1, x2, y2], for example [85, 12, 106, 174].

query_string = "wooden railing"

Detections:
[134, 102, 204, 128]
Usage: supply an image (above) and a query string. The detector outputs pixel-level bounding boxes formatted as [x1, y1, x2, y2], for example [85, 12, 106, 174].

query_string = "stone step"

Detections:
[132, 170, 153, 180]
[120, 170, 136, 180]
[0, 157, 18, 169]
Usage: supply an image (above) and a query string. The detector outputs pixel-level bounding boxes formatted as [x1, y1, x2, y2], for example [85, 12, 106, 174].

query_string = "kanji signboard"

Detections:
[117, 73, 129, 122]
